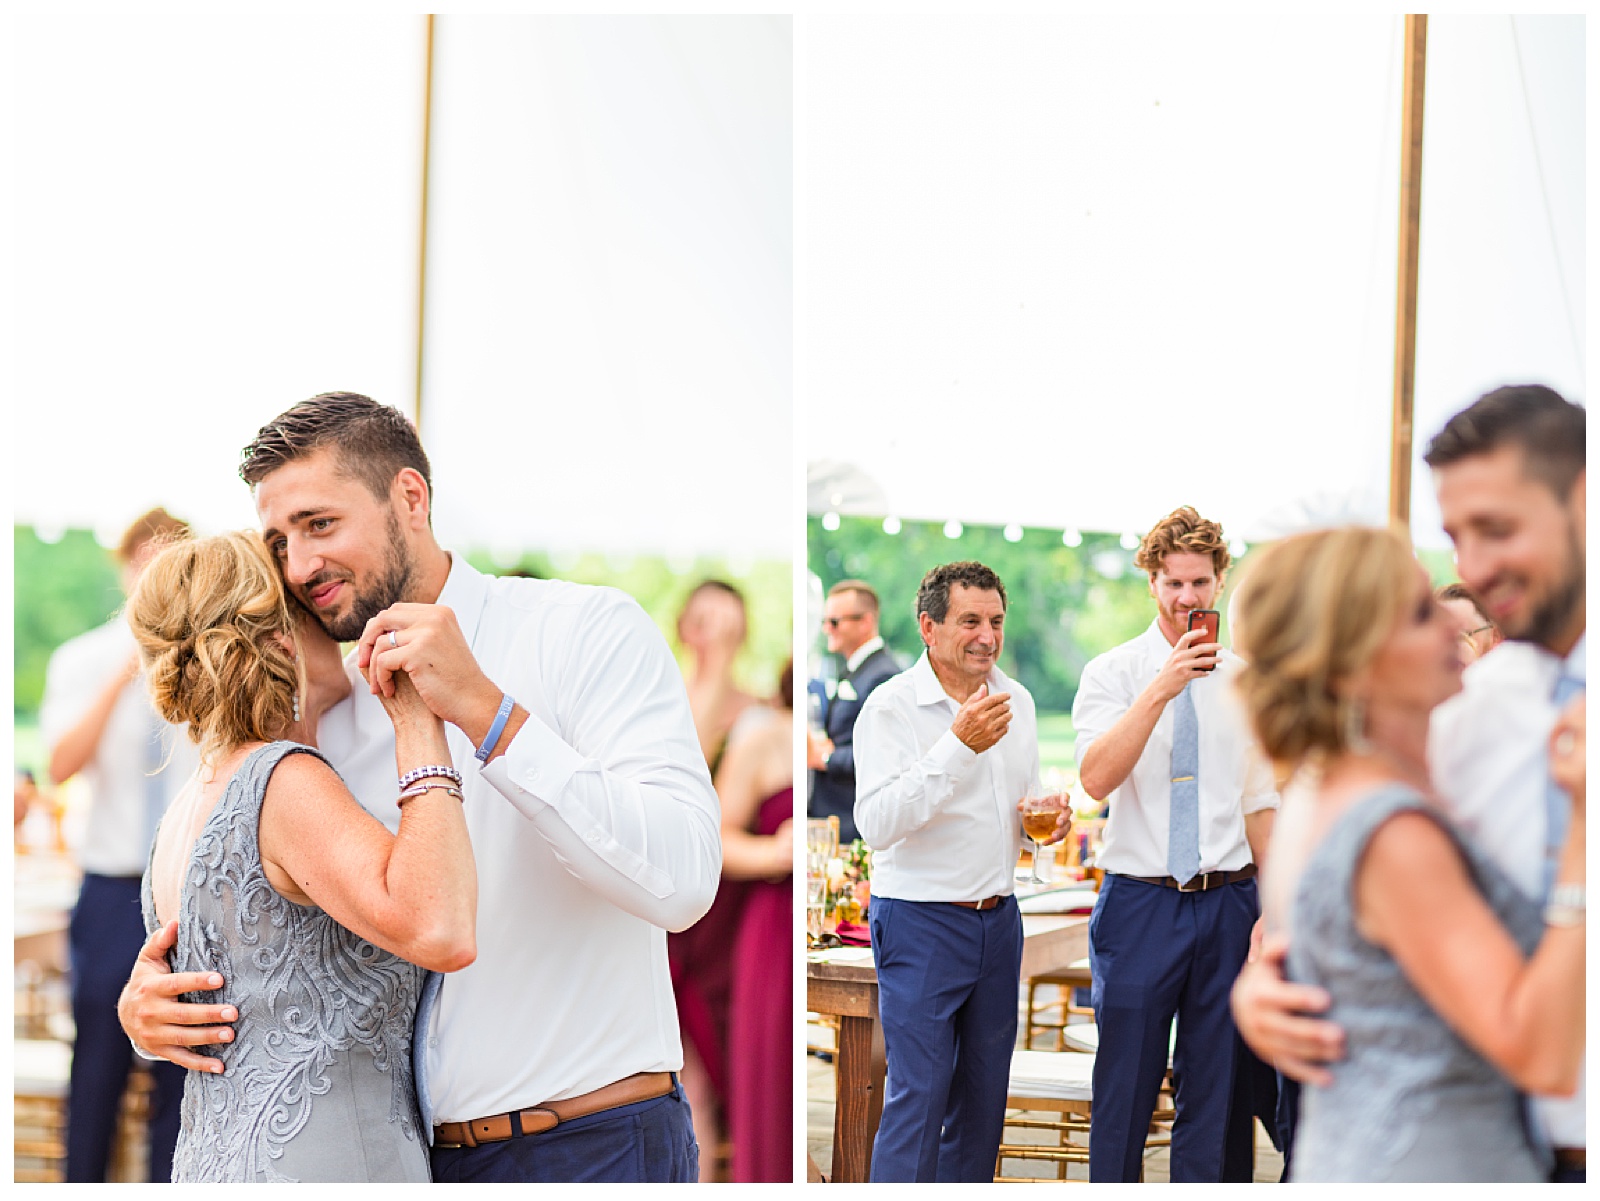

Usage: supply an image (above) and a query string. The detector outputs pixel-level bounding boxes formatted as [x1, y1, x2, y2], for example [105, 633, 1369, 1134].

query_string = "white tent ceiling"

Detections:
[11, 14, 792, 560]
[801, 14, 1585, 550]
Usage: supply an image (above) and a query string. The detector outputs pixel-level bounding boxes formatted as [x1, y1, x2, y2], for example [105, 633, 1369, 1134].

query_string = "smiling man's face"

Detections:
[1435, 443, 1585, 655]
[254, 447, 416, 642]
[921, 583, 1006, 691]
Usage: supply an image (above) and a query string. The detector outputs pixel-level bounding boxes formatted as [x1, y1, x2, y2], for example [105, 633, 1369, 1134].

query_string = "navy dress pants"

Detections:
[868, 895, 1023, 1183]
[1087, 874, 1260, 1182]
[66, 873, 185, 1182]
[429, 1077, 698, 1182]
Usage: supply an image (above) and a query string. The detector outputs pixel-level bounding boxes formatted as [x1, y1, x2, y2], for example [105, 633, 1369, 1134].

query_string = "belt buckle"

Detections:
[1176, 873, 1208, 893]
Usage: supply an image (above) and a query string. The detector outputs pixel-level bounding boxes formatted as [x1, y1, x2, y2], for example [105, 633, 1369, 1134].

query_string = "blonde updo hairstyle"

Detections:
[127, 531, 304, 766]
[1233, 526, 1418, 775]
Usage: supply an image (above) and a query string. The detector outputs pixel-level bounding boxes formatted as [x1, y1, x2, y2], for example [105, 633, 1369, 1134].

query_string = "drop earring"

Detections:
[1344, 694, 1373, 756]
[293, 692, 302, 723]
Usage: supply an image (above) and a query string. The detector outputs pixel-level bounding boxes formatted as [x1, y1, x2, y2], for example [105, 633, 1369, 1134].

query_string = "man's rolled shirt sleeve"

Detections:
[478, 593, 721, 933]
[853, 700, 977, 850]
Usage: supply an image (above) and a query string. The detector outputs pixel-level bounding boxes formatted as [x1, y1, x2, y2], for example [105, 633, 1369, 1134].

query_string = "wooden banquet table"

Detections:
[807, 911, 1090, 1184]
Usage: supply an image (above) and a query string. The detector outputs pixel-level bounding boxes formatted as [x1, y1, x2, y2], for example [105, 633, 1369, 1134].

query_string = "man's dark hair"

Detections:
[916, 561, 1007, 625]
[239, 392, 433, 509]
[1423, 384, 1585, 498]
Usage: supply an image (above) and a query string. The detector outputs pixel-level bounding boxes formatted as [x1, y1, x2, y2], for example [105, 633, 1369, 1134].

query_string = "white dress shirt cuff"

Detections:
[929, 729, 979, 776]
[477, 709, 583, 818]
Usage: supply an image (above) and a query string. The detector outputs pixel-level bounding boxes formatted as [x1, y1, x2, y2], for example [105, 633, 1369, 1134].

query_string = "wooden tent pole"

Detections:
[413, 14, 437, 430]
[1390, 14, 1427, 529]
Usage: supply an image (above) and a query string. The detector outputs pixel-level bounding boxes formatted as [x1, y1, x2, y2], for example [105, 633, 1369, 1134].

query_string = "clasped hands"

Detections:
[117, 603, 497, 1070]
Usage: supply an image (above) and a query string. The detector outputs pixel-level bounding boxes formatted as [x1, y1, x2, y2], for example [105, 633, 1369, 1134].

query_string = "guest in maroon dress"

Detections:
[721, 660, 797, 1182]
[670, 580, 768, 1177]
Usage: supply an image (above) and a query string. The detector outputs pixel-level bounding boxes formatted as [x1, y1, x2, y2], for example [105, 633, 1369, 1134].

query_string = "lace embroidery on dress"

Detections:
[142, 742, 425, 1183]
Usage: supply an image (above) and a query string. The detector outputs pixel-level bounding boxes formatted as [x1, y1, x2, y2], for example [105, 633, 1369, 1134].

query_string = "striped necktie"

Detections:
[1168, 683, 1201, 885]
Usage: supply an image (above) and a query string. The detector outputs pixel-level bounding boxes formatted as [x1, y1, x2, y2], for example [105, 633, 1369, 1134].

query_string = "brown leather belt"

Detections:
[947, 895, 1008, 911]
[1554, 1146, 1585, 1170]
[1115, 864, 1257, 893]
[433, 1071, 674, 1148]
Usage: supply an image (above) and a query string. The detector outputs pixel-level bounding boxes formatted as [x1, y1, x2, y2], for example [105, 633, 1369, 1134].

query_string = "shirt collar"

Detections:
[909, 649, 1009, 707]
[845, 635, 885, 673]
[1564, 631, 1586, 684]
[1140, 618, 1175, 658]
[434, 551, 492, 649]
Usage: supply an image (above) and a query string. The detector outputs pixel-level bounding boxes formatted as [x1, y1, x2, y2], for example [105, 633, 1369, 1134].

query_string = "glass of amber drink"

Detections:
[1020, 794, 1070, 887]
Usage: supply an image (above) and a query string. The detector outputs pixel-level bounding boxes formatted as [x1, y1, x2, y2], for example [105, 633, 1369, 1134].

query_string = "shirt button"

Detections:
[429, 1037, 439, 1049]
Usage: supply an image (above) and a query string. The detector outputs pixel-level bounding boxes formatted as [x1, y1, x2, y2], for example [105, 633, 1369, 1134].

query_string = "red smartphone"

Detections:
[1187, 609, 1221, 671]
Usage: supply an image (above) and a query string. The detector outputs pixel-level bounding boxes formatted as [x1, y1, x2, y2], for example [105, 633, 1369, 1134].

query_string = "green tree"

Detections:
[14, 528, 124, 717]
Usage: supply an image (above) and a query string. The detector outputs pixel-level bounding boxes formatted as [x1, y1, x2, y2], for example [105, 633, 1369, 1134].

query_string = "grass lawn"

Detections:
[1036, 710, 1077, 777]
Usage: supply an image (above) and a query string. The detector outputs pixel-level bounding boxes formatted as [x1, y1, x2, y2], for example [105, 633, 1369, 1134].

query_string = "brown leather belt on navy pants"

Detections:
[947, 894, 1007, 911]
[1554, 1147, 1585, 1171]
[1113, 864, 1257, 893]
[433, 1071, 675, 1148]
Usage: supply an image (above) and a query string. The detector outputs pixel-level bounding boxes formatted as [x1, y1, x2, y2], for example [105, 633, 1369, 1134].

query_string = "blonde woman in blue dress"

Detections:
[127, 530, 477, 1182]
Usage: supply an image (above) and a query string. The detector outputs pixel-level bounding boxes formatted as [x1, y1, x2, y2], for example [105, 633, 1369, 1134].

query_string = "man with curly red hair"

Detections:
[1072, 505, 1279, 1181]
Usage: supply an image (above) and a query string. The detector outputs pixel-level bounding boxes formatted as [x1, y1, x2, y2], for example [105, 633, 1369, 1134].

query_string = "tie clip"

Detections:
[1171, 776, 1194, 783]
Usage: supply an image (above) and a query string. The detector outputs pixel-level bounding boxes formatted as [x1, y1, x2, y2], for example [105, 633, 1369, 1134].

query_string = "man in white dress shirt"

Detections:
[854, 561, 1058, 1182]
[43, 508, 197, 1182]
[118, 393, 721, 1182]
[1072, 506, 1279, 1182]
[1232, 384, 1586, 1183]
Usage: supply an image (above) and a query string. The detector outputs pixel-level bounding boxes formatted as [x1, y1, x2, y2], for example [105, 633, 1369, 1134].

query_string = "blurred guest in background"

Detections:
[808, 579, 900, 844]
[1435, 582, 1502, 665]
[678, 579, 766, 774]
[1232, 525, 1583, 1181]
[721, 658, 796, 1182]
[671, 578, 773, 1180]
[40, 506, 195, 1182]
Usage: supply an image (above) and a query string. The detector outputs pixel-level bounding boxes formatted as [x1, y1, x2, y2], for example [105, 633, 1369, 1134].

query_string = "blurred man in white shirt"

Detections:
[42, 507, 195, 1181]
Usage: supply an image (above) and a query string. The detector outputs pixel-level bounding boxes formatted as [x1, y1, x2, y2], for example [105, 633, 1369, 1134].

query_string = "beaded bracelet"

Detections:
[397, 782, 464, 807]
[399, 764, 463, 791]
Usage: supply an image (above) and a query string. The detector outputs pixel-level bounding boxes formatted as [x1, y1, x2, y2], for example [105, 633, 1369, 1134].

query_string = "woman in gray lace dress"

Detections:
[126, 531, 477, 1182]
[1233, 527, 1584, 1182]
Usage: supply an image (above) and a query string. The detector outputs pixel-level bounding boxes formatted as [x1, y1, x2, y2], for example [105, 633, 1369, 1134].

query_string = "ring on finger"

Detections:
[388, 630, 399, 650]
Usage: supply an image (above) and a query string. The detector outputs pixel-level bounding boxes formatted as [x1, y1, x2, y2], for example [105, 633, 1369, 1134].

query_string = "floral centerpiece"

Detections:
[811, 839, 873, 947]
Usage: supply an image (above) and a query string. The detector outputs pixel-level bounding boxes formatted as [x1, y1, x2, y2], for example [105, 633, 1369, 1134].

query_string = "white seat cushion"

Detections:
[1008, 1050, 1096, 1102]
[14, 1039, 71, 1097]
[1057, 1022, 1177, 1063]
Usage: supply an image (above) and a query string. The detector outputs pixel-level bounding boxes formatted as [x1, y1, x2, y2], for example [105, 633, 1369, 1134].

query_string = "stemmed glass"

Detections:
[1020, 794, 1069, 889]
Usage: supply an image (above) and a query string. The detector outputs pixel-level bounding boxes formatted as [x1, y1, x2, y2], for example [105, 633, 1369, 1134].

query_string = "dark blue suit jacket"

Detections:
[808, 645, 901, 844]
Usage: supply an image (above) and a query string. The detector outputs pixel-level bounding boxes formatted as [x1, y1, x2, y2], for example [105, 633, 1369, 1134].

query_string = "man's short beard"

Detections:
[1508, 520, 1584, 651]
[319, 512, 416, 642]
